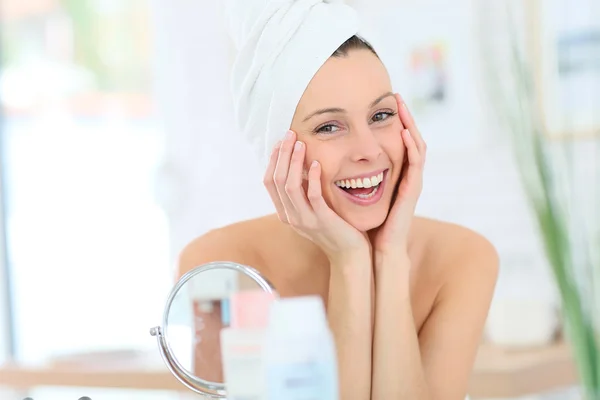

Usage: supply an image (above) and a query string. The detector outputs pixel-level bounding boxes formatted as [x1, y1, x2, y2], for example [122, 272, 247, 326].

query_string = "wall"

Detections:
[151, 0, 272, 261]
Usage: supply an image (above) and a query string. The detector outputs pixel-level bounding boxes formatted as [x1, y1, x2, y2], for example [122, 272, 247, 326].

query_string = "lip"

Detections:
[335, 169, 389, 206]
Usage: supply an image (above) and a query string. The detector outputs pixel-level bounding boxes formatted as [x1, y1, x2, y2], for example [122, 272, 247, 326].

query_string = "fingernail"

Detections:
[402, 102, 413, 119]
[294, 141, 303, 150]
[311, 160, 319, 167]
[285, 130, 294, 139]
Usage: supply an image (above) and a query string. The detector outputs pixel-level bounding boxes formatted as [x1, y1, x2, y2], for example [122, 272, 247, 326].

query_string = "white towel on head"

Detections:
[224, 0, 387, 166]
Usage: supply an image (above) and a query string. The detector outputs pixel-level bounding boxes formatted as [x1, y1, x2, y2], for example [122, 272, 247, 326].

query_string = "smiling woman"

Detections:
[177, 0, 499, 399]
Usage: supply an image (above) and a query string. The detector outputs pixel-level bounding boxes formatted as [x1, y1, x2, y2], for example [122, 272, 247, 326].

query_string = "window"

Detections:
[0, 113, 13, 363]
[0, 0, 172, 363]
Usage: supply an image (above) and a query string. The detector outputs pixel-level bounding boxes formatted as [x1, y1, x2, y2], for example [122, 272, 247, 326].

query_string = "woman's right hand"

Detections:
[263, 130, 371, 265]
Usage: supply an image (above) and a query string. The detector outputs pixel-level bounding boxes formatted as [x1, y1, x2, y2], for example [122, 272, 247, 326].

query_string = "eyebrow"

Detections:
[302, 91, 395, 122]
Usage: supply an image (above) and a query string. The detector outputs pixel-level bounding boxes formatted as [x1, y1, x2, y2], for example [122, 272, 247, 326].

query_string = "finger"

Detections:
[403, 129, 423, 169]
[394, 93, 406, 131]
[263, 140, 288, 221]
[274, 130, 299, 218]
[401, 129, 424, 195]
[395, 93, 427, 155]
[285, 141, 313, 215]
[306, 160, 333, 217]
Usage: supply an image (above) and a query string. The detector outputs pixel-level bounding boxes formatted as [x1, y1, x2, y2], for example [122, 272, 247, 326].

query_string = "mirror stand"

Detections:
[150, 261, 276, 397]
[150, 326, 225, 397]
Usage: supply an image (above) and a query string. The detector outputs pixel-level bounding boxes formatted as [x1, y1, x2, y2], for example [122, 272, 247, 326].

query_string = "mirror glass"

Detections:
[162, 263, 271, 387]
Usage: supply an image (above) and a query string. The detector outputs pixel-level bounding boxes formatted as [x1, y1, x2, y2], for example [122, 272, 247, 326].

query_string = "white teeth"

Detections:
[335, 171, 385, 189]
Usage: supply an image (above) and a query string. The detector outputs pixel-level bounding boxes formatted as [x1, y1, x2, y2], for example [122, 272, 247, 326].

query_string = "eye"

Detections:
[372, 111, 396, 123]
[315, 123, 341, 134]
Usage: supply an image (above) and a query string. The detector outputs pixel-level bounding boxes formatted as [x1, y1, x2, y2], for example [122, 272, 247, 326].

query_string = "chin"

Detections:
[341, 208, 389, 233]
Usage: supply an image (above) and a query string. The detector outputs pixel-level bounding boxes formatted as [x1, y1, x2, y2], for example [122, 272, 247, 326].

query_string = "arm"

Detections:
[371, 233, 499, 400]
[371, 251, 428, 399]
[327, 252, 374, 400]
[262, 131, 378, 398]
[368, 95, 431, 399]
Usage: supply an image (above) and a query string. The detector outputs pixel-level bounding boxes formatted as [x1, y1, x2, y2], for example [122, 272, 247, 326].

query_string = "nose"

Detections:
[348, 124, 383, 162]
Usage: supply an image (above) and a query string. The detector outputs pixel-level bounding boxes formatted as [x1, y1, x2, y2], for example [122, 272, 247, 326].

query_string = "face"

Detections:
[290, 49, 405, 232]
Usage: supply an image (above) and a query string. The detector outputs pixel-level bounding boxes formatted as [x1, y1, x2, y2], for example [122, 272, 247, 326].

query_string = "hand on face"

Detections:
[264, 130, 371, 265]
[369, 94, 426, 259]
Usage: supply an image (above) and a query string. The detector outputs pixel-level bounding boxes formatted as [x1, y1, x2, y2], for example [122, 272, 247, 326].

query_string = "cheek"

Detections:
[303, 144, 338, 204]
[301, 146, 327, 192]
[303, 143, 336, 179]
[381, 129, 405, 163]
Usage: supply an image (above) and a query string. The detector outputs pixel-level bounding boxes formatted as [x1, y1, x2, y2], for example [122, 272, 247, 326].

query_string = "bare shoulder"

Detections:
[413, 216, 499, 280]
[177, 215, 274, 279]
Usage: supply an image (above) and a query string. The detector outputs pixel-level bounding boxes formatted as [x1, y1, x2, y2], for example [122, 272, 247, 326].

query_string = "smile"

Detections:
[334, 169, 388, 206]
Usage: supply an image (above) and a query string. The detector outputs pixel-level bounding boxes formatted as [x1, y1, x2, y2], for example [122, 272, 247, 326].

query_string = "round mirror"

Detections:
[149, 261, 276, 397]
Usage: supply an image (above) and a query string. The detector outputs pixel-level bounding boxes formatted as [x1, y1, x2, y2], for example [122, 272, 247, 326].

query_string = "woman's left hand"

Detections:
[370, 93, 426, 260]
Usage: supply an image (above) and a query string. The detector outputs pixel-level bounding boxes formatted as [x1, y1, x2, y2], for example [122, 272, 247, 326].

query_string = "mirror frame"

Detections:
[150, 261, 276, 397]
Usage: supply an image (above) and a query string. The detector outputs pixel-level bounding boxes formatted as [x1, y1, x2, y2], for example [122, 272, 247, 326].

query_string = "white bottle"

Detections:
[262, 295, 339, 400]
[220, 290, 275, 400]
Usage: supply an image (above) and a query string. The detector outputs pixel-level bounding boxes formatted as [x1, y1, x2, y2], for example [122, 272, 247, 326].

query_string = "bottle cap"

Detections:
[230, 290, 275, 329]
[267, 295, 328, 336]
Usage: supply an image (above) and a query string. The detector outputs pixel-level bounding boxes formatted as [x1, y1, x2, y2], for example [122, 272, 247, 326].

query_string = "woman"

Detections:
[180, 2, 498, 399]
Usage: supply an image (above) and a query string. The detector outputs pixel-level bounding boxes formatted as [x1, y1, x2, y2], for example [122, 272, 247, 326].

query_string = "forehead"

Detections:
[295, 49, 392, 114]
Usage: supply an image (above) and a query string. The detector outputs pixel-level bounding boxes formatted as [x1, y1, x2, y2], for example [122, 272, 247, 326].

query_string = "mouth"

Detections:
[334, 169, 388, 206]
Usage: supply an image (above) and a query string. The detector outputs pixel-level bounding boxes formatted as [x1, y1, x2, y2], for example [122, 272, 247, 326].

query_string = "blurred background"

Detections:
[0, 0, 598, 399]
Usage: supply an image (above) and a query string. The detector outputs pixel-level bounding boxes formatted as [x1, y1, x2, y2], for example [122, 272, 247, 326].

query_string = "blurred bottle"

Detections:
[263, 296, 339, 400]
